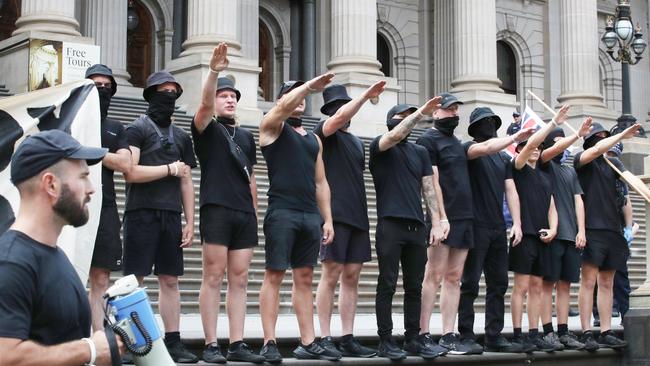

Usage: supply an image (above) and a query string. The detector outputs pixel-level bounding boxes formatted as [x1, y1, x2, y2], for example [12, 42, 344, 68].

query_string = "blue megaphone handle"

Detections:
[112, 311, 153, 356]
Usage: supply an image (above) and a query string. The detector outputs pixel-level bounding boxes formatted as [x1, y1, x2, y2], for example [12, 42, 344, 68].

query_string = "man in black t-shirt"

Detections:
[313, 82, 385, 358]
[370, 98, 448, 361]
[506, 109, 522, 136]
[0, 130, 123, 365]
[122, 71, 198, 363]
[536, 118, 592, 351]
[84, 64, 133, 333]
[257, 73, 341, 362]
[573, 122, 645, 350]
[190, 43, 264, 364]
[457, 107, 534, 353]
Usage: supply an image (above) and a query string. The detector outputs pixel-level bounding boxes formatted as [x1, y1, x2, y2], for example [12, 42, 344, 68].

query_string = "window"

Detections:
[377, 33, 391, 77]
[497, 40, 517, 95]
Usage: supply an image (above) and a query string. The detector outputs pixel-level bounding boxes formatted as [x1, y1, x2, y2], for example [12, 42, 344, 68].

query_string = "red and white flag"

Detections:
[504, 105, 546, 157]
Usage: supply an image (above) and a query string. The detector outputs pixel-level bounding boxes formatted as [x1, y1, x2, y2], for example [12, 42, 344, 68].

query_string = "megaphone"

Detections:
[104, 275, 176, 366]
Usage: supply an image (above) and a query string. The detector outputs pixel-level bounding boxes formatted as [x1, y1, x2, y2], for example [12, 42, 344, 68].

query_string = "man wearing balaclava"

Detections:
[456, 107, 534, 354]
[369, 97, 447, 361]
[312, 81, 385, 359]
[573, 121, 643, 351]
[84, 64, 132, 334]
[535, 116, 592, 351]
[122, 71, 198, 363]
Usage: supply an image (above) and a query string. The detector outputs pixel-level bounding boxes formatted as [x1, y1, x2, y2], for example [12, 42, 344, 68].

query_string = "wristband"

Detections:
[82, 338, 96, 366]
[209, 67, 219, 74]
[306, 83, 316, 92]
[172, 164, 179, 177]
[551, 119, 558, 127]
[167, 164, 171, 176]
[440, 219, 449, 223]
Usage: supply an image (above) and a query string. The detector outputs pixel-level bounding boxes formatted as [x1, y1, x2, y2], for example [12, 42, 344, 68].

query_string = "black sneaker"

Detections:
[338, 337, 377, 358]
[593, 318, 601, 327]
[166, 340, 199, 363]
[403, 335, 446, 360]
[293, 342, 342, 361]
[260, 340, 283, 363]
[439, 332, 472, 355]
[226, 342, 265, 363]
[569, 308, 580, 317]
[511, 335, 537, 354]
[541, 332, 565, 351]
[559, 332, 585, 350]
[318, 336, 343, 358]
[377, 337, 407, 361]
[460, 338, 484, 355]
[202, 342, 226, 364]
[579, 331, 600, 352]
[420, 333, 449, 357]
[529, 333, 556, 352]
[598, 331, 628, 349]
[484, 335, 526, 353]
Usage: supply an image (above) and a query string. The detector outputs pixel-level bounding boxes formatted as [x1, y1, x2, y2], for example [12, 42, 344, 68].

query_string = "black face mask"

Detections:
[146, 91, 176, 127]
[97, 87, 112, 121]
[469, 119, 496, 142]
[434, 116, 459, 136]
[583, 135, 604, 150]
[217, 116, 236, 126]
[286, 117, 302, 127]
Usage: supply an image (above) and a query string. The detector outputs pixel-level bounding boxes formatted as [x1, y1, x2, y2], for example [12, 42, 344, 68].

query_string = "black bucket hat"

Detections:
[468, 107, 502, 135]
[216, 77, 241, 101]
[143, 71, 183, 102]
[85, 64, 117, 96]
[321, 84, 352, 116]
[386, 104, 418, 122]
[543, 127, 566, 148]
[584, 122, 610, 141]
[277, 80, 305, 99]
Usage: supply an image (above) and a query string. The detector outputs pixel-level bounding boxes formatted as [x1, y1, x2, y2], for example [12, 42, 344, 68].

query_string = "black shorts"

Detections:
[200, 205, 258, 250]
[582, 229, 628, 271]
[91, 205, 123, 271]
[443, 219, 474, 249]
[263, 208, 322, 270]
[544, 239, 580, 283]
[509, 234, 548, 276]
[122, 209, 184, 276]
[319, 222, 371, 264]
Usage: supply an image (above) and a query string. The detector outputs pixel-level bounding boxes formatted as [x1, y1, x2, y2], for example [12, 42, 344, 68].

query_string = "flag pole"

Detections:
[526, 90, 578, 135]
[602, 154, 650, 204]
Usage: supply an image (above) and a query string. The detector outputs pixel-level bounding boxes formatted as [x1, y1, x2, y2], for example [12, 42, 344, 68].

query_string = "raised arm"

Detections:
[377, 96, 442, 152]
[194, 42, 229, 134]
[321, 80, 386, 137]
[505, 179, 522, 246]
[541, 117, 592, 163]
[259, 73, 335, 146]
[576, 123, 641, 167]
[314, 137, 334, 245]
[467, 127, 535, 160]
[514, 105, 569, 170]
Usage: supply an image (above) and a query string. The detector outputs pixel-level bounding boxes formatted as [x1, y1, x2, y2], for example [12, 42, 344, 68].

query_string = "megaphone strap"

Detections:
[104, 325, 122, 366]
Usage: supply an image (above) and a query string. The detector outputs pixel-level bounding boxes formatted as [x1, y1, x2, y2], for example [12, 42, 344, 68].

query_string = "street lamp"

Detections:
[601, 0, 647, 135]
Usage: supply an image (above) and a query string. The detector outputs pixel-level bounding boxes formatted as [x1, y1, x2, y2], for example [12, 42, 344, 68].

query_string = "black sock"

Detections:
[543, 322, 554, 335]
[583, 330, 593, 336]
[165, 331, 180, 344]
[514, 328, 522, 338]
[601, 329, 613, 337]
[341, 334, 353, 343]
[529, 329, 539, 337]
[229, 340, 243, 350]
[557, 324, 568, 336]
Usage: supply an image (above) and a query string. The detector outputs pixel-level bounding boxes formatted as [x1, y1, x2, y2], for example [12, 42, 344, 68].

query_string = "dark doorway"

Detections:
[259, 21, 272, 101]
[127, 0, 153, 88]
[0, 0, 20, 42]
[377, 33, 391, 77]
[497, 40, 517, 95]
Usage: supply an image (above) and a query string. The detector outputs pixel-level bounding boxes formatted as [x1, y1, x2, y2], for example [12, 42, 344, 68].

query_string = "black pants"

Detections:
[375, 218, 427, 341]
[458, 226, 509, 340]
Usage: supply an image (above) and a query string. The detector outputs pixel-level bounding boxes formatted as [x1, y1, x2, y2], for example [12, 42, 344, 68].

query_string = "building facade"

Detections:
[0, 0, 649, 145]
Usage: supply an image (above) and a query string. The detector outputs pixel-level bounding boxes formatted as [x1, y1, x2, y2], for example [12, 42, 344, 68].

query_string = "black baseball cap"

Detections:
[386, 104, 418, 122]
[10, 130, 107, 185]
[216, 77, 241, 101]
[439, 92, 463, 109]
[277, 80, 305, 99]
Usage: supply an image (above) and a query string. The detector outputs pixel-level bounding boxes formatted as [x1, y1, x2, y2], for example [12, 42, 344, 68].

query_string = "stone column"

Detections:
[82, 0, 131, 86]
[181, 0, 242, 57]
[13, 0, 80, 36]
[327, 0, 383, 76]
[557, 0, 603, 106]
[450, 0, 502, 93]
[432, 0, 454, 95]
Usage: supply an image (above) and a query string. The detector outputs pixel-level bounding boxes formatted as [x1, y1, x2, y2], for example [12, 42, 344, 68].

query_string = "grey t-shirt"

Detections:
[542, 160, 583, 241]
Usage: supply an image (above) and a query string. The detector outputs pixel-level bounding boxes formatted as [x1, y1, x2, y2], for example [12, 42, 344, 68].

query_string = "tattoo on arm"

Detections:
[422, 176, 439, 220]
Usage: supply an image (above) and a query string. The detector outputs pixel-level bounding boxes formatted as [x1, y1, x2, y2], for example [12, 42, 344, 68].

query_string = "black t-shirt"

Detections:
[507, 122, 521, 136]
[574, 152, 627, 232]
[541, 160, 583, 241]
[416, 129, 473, 220]
[192, 118, 257, 213]
[124, 116, 197, 213]
[369, 137, 433, 224]
[101, 117, 130, 207]
[513, 163, 553, 235]
[464, 141, 512, 228]
[314, 122, 369, 230]
[0, 230, 91, 345]
[261, 122, 320, 213]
